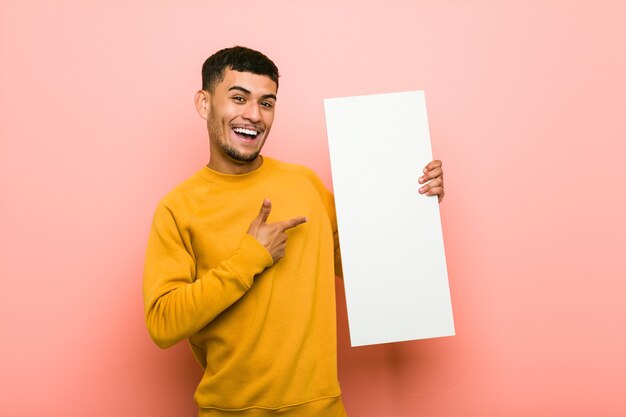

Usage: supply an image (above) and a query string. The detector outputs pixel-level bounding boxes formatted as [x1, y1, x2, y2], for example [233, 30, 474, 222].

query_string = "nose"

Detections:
[242, 102, 261, 123]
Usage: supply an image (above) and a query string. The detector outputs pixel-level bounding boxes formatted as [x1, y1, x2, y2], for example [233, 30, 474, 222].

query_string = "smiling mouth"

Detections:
[232, 126, 260, 141]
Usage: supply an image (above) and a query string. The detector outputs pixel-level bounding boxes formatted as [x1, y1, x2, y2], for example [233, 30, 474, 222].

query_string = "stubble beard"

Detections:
[221, 143, 260, 163]
[208, 112, 261, 164]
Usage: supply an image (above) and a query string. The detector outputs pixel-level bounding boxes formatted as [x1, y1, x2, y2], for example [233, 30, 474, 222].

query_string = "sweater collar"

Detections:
[199, 156, 273, 184]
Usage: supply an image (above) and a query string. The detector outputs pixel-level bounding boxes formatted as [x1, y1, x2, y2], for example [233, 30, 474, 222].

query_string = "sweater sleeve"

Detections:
[324, 191, 343, 279]
[303, 170, 343, 279]
[143, 203, 274, 348]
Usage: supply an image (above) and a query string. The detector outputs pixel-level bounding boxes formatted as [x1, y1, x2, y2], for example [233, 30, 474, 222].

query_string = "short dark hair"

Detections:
[201, 46, 280, 93]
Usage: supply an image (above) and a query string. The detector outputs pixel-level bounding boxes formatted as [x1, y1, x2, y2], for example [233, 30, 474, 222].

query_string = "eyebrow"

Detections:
[228, 85, 277, 101]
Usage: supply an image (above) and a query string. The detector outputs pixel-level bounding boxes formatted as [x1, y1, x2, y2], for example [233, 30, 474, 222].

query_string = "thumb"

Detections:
[256, 199, 272, 223]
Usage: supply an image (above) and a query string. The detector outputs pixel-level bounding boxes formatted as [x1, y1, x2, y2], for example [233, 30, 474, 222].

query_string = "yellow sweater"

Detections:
[143, 157, 346, 416]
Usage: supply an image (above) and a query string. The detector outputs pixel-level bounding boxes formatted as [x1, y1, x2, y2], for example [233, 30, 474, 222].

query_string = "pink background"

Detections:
[1, 1, 625, 416]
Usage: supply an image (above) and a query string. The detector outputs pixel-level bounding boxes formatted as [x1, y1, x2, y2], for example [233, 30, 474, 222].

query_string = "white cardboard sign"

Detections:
[324, 91, 455, 346]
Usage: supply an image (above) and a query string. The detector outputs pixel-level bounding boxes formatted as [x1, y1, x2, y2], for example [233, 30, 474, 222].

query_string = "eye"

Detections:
[232, 96, 245, 103]
[260, 101, 274, 108]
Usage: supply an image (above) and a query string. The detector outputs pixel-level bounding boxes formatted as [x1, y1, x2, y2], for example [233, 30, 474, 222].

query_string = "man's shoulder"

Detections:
[265, 157, 332, 202]
[157, 168, 213, 213]
[266, 157, 323, 183]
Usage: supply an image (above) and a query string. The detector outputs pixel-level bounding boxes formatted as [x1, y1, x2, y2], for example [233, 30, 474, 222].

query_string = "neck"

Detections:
[207, 155, 263, 175]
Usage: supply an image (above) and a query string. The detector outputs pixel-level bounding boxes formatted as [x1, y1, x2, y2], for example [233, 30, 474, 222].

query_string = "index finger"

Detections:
[423, 159, 442, 173]
[279, 216, 308, 231]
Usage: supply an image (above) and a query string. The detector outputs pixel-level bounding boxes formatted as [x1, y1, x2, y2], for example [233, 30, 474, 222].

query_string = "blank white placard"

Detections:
[324, 91, 455, 347]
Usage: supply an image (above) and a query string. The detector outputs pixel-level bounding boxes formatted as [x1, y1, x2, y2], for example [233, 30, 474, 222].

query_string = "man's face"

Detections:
[196, 68, 277, 174]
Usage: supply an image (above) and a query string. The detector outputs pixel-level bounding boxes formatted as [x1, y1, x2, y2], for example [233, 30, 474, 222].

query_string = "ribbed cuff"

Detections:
[227, 234, 274, 288]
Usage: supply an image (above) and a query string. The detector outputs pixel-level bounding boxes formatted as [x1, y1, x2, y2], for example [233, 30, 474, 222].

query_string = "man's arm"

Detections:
[142, 203, 274, 348]
[326, 192, 343, 279]
[143, 200, 306, 349]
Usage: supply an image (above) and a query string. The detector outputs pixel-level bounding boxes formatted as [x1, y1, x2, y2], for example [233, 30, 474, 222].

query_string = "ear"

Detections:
[194, 90, 211, 120]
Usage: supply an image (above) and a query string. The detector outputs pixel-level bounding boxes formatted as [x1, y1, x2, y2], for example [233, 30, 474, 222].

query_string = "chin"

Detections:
[223, 144, 261, 163]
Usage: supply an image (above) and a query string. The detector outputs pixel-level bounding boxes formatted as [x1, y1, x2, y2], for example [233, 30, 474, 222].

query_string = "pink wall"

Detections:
[1, 1, 625, 415]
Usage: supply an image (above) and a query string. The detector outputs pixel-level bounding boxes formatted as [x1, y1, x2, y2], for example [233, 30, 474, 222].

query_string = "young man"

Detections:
[143, 46, 445, 417]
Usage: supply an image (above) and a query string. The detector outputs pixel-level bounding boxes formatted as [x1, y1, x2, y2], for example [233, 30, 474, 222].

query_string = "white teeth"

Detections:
[233, 127, 258, 136]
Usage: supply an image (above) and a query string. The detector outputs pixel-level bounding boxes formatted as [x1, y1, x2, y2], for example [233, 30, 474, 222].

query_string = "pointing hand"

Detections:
[247, 199, 307, 262]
